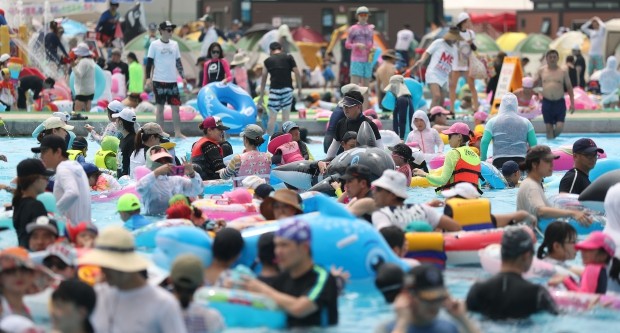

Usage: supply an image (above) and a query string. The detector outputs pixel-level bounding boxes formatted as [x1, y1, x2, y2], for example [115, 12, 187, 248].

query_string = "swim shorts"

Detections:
[75, 94, 95, 102]
[267, 87, 294, 113]
[351, 61, 373, 79]
[541, 98, 566, 125]
[153, 81, 181, 106]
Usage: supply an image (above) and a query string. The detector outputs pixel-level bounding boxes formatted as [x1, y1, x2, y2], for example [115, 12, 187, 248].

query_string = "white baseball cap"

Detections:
[457, 12, 470, 25]
[441, 183, 481, 199]
[43, 117, 74, 131]
[107, 100, 125, 113]
[0, 54, 9, 63]
[112, 108, 137, 122]
[372, 169, 408, 199]
[52, 112, 70, 123]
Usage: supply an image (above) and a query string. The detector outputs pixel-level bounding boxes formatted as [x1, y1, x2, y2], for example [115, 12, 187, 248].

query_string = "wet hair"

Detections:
[546, 49, 559, 57]
[119, 118, 136, 135]
[127, 52, 138, 63]
[380, 226, 405, 250]
[12, 175, 40, 207]
[566, 55, 575, 64]
[212, 228, 244, 262]
[537, 221, 577, 259]
[207, 42, 225, 59]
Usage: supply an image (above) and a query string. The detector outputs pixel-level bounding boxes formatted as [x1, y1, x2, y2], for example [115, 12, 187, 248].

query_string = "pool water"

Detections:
[1, 133, 620, 332]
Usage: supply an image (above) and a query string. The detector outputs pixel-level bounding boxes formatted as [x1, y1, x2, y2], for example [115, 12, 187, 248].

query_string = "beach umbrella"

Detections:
[496, 32, 527, 52]
[244, 23, 274, 35]
[514, 34, 552, 54]
[292, 26, 325, 44]
[474, 33, 500, 53]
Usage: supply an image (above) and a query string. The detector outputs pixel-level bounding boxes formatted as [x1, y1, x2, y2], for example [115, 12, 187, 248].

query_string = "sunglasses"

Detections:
[211, 50, 221, 54]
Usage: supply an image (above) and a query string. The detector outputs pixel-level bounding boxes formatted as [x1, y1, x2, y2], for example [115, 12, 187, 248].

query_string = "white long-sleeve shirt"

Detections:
[54, 160, 92, 224]
[73, 58, 96, 96]
[581, 19, 606, 56]
[136, 171, 204, 215]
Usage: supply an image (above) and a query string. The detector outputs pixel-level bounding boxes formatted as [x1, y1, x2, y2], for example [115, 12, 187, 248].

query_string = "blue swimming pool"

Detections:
[1, 133, 620, 332]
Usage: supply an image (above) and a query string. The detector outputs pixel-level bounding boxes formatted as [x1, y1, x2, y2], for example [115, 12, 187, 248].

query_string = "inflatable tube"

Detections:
[552, 146, 607, 171]
[565, 87, 599, 111]
[480, 161, 507, 189]
[192, 198, 259, 220]
[153, 225, 213, 269]
[410, 168, 442, 188]
[429, 155, 445, 170]
[404, 232, 446, 268]
[203, 179, 234, 195]
[91, 184, 138, 203]
[194, 287, 286, 329]
[444, 228, 506, 265]
[446, 198, 495, 231]
[381, 78, 425, 111]
[541, 194, 606, 234]
[517, 103, 542, 120]
[315, 109, 332, 121]
[589, 158, 620, 182]
[185, 98, 198, 110]
[133, 218, 194, 249]
[551, 290, 620, 312]
[197, 82, 257, 134]
[69, 65, 106, 102]
[580, 169, 620, 203]
[479, 244, 573, 278]
[380, 130, 401, 147]
[51, 100, 74, 113]
[163, 105, 198, 121]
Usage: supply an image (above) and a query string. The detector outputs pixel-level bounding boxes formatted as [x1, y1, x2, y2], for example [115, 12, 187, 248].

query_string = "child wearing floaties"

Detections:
[94, 136, 120, 172]
[68, 136, 88, 164]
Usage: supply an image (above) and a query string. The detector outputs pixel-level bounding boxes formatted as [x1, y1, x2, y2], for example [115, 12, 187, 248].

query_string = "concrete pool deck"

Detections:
[0, 110, 619, 137]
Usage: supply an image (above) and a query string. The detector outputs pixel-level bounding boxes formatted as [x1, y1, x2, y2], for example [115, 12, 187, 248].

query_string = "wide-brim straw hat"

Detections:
[231, 53, 250, 66]
[78, 226, 150, 272]
[0, 247, 56, 294]
[260, 189, 303, 220]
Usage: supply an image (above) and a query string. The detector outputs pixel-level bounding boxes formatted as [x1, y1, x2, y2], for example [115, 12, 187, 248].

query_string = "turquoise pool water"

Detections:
[1, 133, 620, 332]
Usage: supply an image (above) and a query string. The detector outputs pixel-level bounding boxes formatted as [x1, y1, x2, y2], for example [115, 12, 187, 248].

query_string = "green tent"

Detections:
[514, 34, 552, 54]
[124, 33, 193, 52]
[475, 33, 500, 53]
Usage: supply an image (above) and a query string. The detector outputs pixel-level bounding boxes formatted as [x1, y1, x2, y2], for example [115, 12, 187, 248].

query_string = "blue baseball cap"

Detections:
[282, 121, 299, 134]
[276, 219, 311, 243]
[501, 160, 520, 176]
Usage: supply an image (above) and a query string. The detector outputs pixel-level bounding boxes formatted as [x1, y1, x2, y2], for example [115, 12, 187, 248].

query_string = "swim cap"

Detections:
[276, 219, 311, 243]
[117, 193, 141, 212]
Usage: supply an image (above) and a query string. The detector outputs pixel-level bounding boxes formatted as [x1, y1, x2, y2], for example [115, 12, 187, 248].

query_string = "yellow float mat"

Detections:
[446, 198, 493, 229]
[410, 167, 443, 188]
[405, 232, 444, 252]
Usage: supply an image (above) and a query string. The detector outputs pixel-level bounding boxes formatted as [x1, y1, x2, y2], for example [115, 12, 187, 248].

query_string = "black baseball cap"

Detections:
[375, 263, 405, 303]
[269, 42, 282, 51]
[501, 227, 534, 259]
[340, 164, 373, 182]
[17, 158, 55, 178]
[31, 135, 67, 154]
[389, 143, 413, 160]
[501, 160, 520, 176]
[573, 138, 604, 155]
[404, 264, 448, 302]
[159, 21, 177, 30]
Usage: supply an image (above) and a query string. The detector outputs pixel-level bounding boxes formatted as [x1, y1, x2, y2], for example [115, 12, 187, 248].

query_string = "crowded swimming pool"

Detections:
[1, 133, 620, 332]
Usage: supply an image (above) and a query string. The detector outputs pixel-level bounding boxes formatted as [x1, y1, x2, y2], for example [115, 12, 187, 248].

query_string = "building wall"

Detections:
[517, 10, 620, 35]
[251, 2, 429, 43]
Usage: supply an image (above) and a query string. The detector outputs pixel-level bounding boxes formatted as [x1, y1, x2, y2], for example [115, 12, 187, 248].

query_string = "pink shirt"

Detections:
[203, 58, 232, 86]
[397, 164, 412, 187]
[345, 24, 374, 63]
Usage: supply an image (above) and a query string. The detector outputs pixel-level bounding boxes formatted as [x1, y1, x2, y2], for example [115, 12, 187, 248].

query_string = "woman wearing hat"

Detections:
[220, 124, 271, 187]
[409, 27, 462, 110]
[450, 13, 480, 114]
[12, 159, 55, 248]
[113, 108, 138, 178]
[413, 122, 482, 194]
[85, 100, 125, 143]
[71, 42, 96, 118]
[259, 189, 303, 220]
[230, 52, 250, 93]
[191, 116, 229, 180]
[130, 122, 176, 178]
[0, 247, 55, 318]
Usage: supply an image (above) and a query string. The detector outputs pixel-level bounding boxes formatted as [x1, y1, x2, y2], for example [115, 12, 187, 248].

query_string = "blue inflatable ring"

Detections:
[69, 65, 106, 102]
[197, 82, 257, 134]
[381, 78, 426, 111]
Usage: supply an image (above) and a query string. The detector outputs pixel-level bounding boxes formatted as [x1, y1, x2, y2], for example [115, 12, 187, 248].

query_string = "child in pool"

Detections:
[537, 221, 579, 270]
[66, 222, 98, 248]
[501, 161, 521, 188]
[473, 111, 487, 134]
[82, 163, 121, 192]
[406, 110, 444, 153]
[550, 231, 615, 294]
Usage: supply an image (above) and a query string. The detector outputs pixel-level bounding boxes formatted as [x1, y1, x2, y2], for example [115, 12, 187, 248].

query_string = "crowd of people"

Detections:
[1, 3, 620, 333]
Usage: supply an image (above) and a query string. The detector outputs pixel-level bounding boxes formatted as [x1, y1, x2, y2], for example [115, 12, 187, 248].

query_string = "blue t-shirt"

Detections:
[387, 319, 459, 333]
[123, 214, 151, 231]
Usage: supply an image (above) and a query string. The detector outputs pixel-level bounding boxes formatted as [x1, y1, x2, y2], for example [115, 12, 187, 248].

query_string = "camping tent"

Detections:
[475, 33, 500, 53]
[496, 32, 527, 52]
[514, 34, 552, 54]
[292, 27, 327, 70]
[550, 31, 590, 64]
[124, 33, 199, 81]
[604, 19, 620, 59]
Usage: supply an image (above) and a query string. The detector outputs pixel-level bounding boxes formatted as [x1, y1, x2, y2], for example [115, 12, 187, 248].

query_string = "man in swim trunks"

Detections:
[258, 42, 303, 135]
[242, 219, 339, 328]
[536, 49, 574, 139]
[466, 227, 559, 319]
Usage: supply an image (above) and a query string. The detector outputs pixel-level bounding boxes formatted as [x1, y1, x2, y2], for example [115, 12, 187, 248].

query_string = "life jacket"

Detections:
[94, 149, 117, 170]
[67, 149, 84, 161]
[437, 146, 482, 193]
[234, 151, 271, 187]
[445, 198, 494, 231]
[277, 142, 305, 165]
[191, 137, 224, 178]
